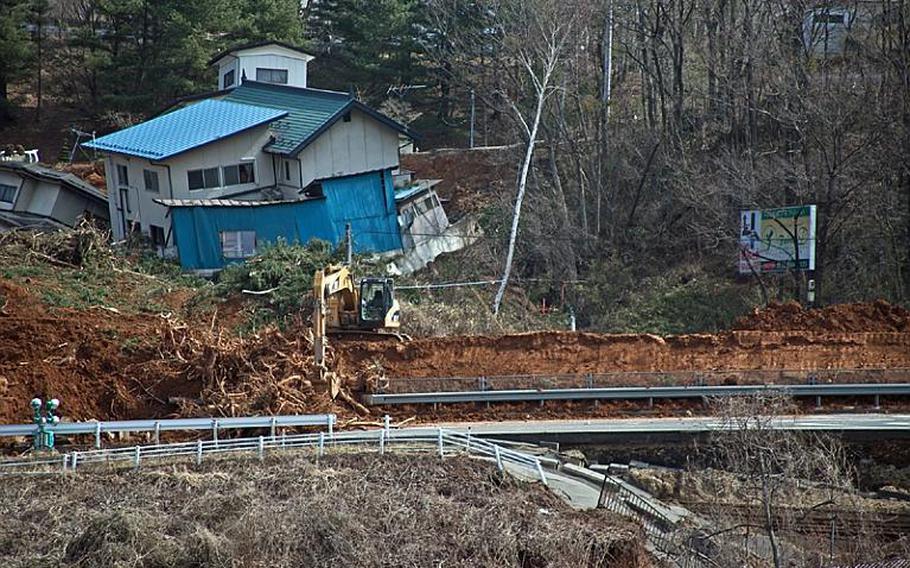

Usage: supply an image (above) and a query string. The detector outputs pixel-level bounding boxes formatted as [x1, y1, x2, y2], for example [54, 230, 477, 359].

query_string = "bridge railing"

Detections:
[0, 425, 551, 487]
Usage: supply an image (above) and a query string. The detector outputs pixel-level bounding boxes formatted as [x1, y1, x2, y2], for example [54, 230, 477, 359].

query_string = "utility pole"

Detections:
[469, 88, 476, 149]
[345, 223, 353, 265]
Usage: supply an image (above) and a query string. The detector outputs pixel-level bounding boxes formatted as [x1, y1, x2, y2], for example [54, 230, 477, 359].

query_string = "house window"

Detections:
[116, 164, 129, 187]
[149, 225, 166, 246]
[256, 68, 288, 84]
[187, 167, 220, 190]
[143, 169, 160, 193]
[223, 69, 235, 88]
[284, 161, 291, 181]
[220, 230, 257, 259]
[222, 162, 255, 186]
[343, 112, 352, 123]
[0, 183, 16, 203]
[415, 196, 436, 215]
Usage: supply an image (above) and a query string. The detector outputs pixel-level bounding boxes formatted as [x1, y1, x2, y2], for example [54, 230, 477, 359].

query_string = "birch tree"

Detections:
[488, 0, 576, 315]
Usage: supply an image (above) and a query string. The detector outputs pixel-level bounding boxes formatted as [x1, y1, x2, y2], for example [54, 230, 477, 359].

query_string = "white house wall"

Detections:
[217, 58, 240, 90]
[15, 180, 59, 217]
[50, 187, 109, 226]
[297, 108, 400, 187]
[106, 123, 274, 242]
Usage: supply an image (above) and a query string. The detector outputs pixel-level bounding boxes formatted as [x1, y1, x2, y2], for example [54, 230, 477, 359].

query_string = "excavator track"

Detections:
[328, 329, 412, 343]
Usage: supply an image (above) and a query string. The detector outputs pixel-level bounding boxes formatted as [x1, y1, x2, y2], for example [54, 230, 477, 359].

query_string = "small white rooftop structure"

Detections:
[209, 40, 315, 91]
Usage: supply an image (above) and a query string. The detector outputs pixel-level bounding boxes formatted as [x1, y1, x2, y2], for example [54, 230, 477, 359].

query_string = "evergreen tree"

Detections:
[0, 0, 31, 123]
[306, 0, 426, 100]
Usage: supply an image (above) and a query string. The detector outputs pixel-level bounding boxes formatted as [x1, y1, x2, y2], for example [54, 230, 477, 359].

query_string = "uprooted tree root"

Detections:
[143, 317, 369, 418]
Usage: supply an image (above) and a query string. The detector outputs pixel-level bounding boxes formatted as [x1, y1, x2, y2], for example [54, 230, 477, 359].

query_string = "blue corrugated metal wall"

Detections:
[322, 169, 402, 253]
[170, 169, 403, 270]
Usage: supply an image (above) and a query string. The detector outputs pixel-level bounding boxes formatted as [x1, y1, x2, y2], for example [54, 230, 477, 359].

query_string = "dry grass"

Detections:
[0, 453, 649, 568]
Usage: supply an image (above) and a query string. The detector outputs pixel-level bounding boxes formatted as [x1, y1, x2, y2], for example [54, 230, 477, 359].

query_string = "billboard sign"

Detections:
[739, 205, 816, 274]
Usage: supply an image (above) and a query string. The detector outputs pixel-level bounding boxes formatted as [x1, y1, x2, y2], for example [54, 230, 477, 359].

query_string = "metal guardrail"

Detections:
[0, 414, 336, 448]
[376, 368, 910, 395]
[0, 426, 551, 487]
[363, 383, 910, 406]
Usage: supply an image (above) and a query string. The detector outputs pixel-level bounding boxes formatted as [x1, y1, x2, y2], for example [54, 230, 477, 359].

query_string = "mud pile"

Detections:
[734, 300, 910, 332]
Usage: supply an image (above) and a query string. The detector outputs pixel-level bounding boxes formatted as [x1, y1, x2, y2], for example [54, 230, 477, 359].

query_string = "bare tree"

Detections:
[489, 1, 577, 315]
[707, 394, 854, 567]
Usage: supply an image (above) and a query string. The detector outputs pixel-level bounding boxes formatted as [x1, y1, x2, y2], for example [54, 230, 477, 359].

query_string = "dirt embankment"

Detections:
[336, 329, 910, 381]
[0, 279, 338, 424]
[2, 273, 909, 425]
[733, 300, 910, 333]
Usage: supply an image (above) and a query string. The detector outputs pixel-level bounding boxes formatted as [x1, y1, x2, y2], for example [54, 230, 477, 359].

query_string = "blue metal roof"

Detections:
[83, 99, 288, 160]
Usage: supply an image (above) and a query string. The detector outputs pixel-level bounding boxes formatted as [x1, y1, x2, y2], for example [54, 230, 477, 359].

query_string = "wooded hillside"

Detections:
[1, 0, 907, 332]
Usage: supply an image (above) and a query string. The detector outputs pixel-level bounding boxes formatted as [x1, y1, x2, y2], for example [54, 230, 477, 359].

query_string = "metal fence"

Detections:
[0, 426, 550, 486]
[598, 475, 717, 568]
[0, 414, 336, 448]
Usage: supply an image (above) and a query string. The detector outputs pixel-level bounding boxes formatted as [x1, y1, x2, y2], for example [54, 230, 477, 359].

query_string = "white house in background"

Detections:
[803, 6, 854, 56]
[0, 162, 109, 231]
[83, 41, 461, 273]
[209, 40, 315, 91]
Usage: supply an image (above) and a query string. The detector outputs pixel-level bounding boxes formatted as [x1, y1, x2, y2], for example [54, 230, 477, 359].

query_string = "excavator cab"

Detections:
[359, 278, 399, 328]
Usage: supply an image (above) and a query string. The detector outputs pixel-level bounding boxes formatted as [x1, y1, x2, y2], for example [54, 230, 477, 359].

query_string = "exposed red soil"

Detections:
[2, 273, 909, 426]
[733, 300, 910, 332]
[335, 330, 910, 381]
[401, 146, 515, 219]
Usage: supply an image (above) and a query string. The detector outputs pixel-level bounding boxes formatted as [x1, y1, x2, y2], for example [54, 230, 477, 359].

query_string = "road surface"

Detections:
[433, 414, 910, 444]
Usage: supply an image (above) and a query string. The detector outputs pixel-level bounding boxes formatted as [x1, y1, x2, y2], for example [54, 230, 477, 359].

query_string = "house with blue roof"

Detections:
[84, 41, 461, 273]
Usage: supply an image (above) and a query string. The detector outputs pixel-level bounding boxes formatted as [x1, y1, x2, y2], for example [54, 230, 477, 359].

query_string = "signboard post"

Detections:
[739, 205, 817, 275]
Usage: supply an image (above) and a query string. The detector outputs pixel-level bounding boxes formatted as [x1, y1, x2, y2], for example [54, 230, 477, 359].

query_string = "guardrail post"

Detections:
[494, 445, 503, 472]
[133, 446, 141, 469]
[816, 395, 822, 409]
[212, 419, 219, 447]
[318, 432, 325, 458]
[535, 460, 548, 486]
[437, 428, 444, 458]
[94, 422, 101, 449]
[258, 436, 265, 461]
[466, 428, 471, 452]
[328, 415, 335, 445]
[281, 432, 287, 449]
[154, 421, 161, 446]
[586, 373, 593, 389]
[196, 439, 203, 466]
[384, 415, 390, 433]
[71, 452, 78, 470]
[61, 453, 68, 471]
[874, 394, 881, 410]
[270, 416, 277, 441]
[379, 429, 386, 455]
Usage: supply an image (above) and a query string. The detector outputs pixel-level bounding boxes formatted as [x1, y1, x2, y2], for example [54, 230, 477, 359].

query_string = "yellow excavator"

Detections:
[313, 264, 401, 398]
